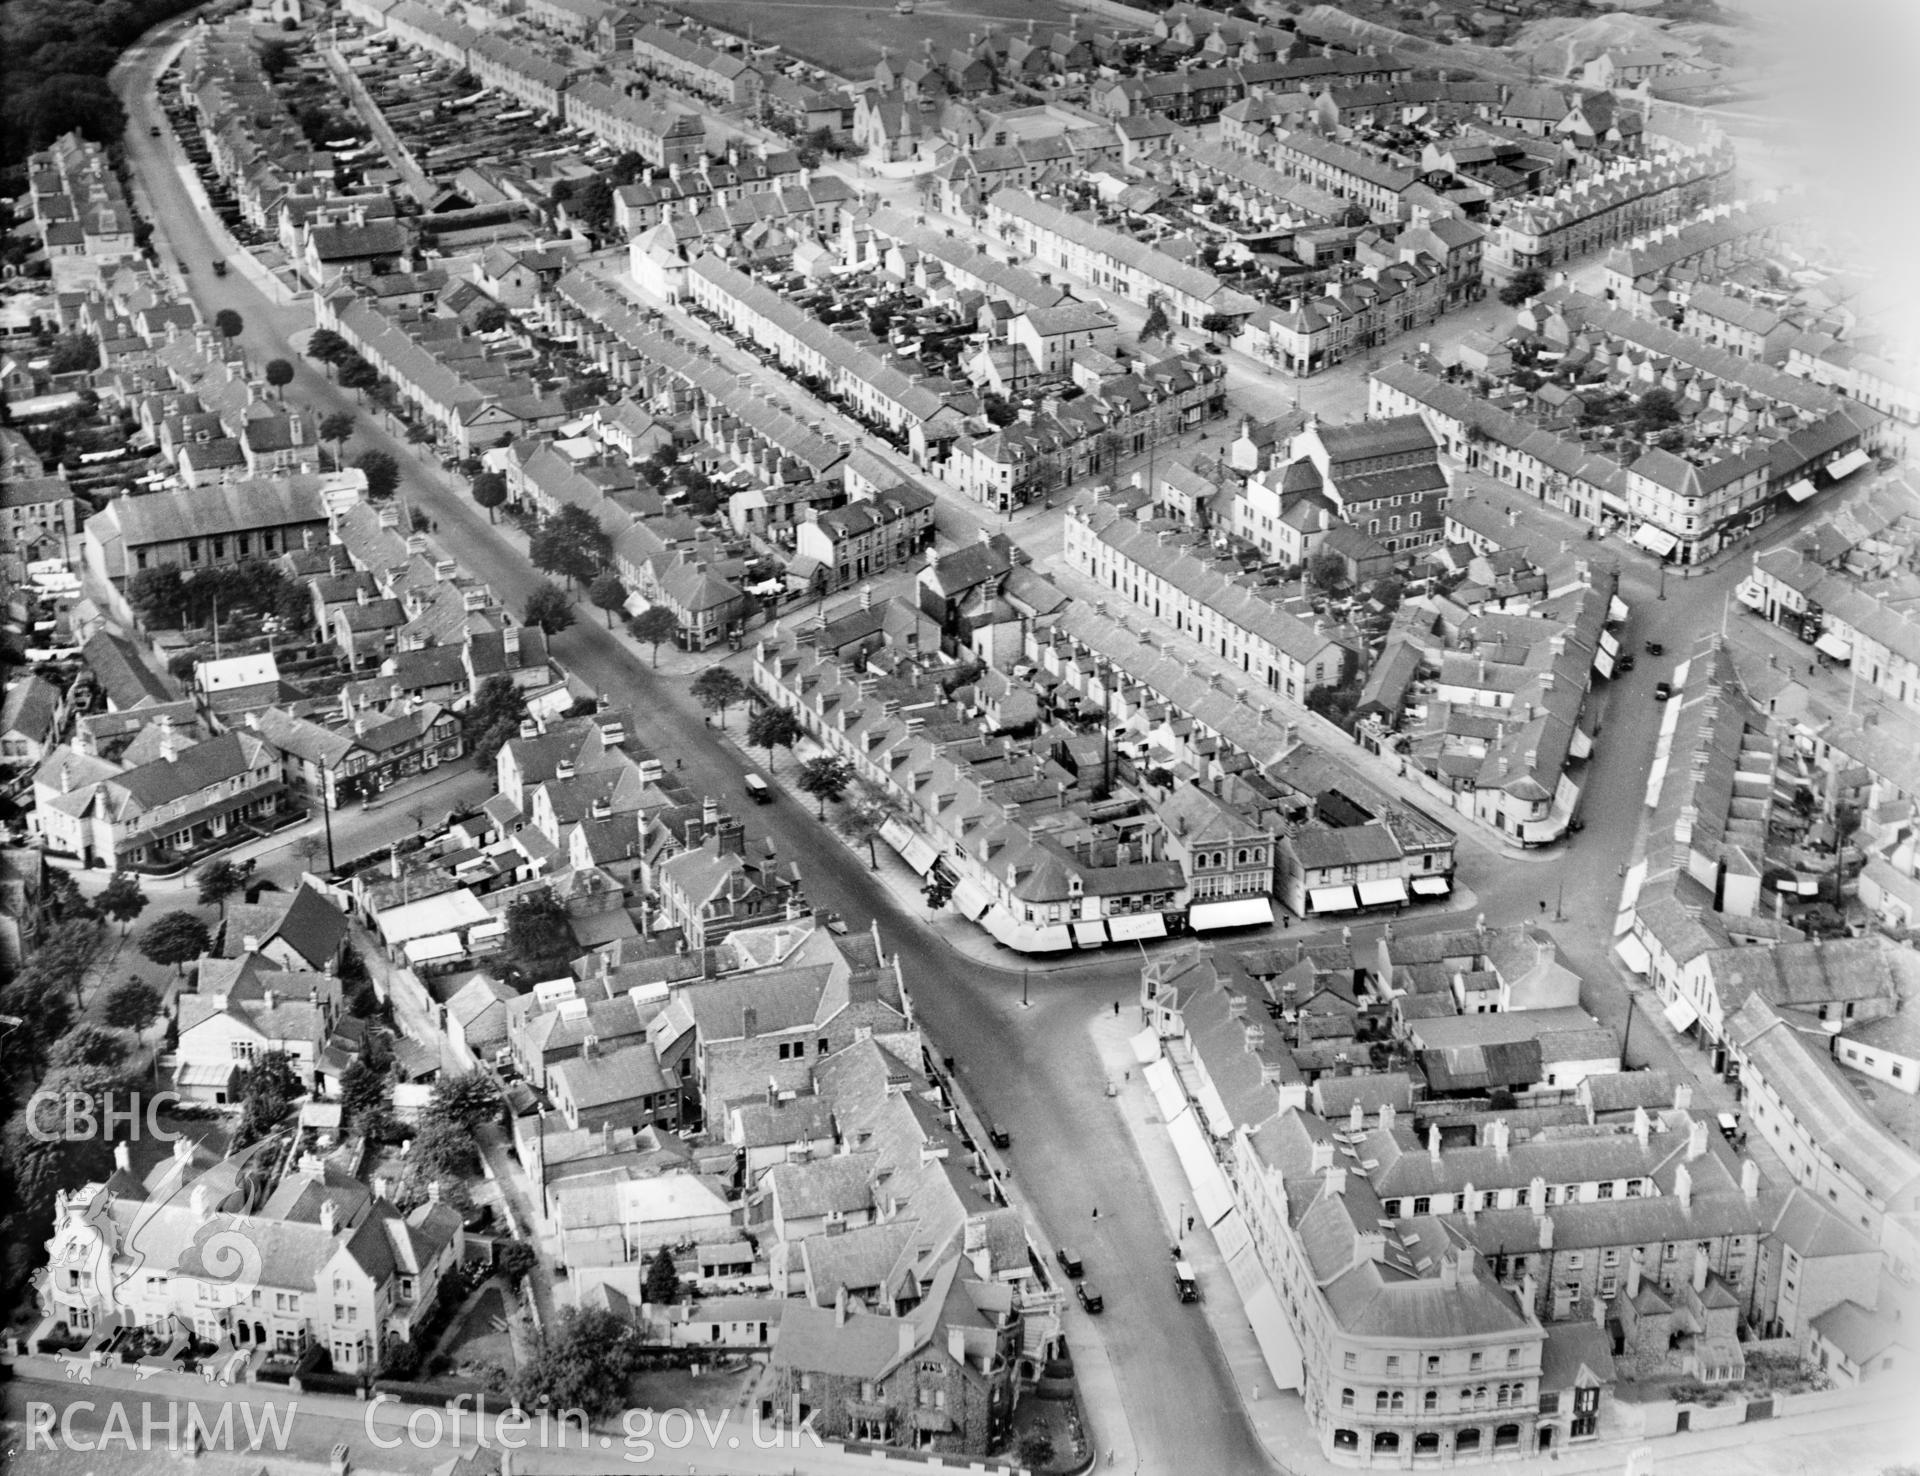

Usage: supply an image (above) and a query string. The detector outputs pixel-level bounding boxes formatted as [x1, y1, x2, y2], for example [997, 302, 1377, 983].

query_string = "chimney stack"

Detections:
[320, 1200, 338, 1237]
[1626, 1249, 1643, 1300]
[1693, 1252, 1710, 1294]
[1491, 1119, 1510, 1162]
[1674, 1162, 1692, 1212]
[1633, 1105, 1649, 1148]
[1427, 1124, 1441, 1164]
[1463, 1181, 1478, 1223]
[1685, 1118, 1708, 1161]
[1377, 1103, 1394, 1133]
[113, 1141, 132, 1174]
[1741, 1158, 1759, 1201]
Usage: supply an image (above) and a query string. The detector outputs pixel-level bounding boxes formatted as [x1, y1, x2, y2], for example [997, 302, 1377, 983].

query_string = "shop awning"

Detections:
[1601, 492, 1629, 516]
[1815, 632, 1853, 662]
[1664, 995, 1699, 1033]
[1609, 595, 1630, 624]
[1593, 646, 1615, 678]
[1194, 1078, 1236, 1141]
[1166, 1107, 1235, 1217]
[1633, 524, 1679, 557]
[1411, 876, 1451, 896]
[1736, 580, 1768, 611]
[951, 877, 991, 921]
[1828, 448, 1871, 479]
[1189, 896, 1275, 931]
[1614, 932, 1651, 975]
[1144, 1058, 1186, 1121]
[1307, 885, 1359, 914]
[1108, 912, 1168, 942]
[1071, 918, 1110, 948]
[1356, 878, 1408, 907]
[1599, 630, 1620, 658]
[1787, 479, 1818, 502]
[1023, 924, 1073, 953]
[880, 818, 914, 856]
[900, 836, 939, 876]
[1130, 1027, 1162, 1065]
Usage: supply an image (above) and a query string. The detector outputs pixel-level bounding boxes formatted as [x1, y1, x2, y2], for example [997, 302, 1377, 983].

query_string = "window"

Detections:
[1413, 1196, 1431, 1215]
[1341, 1387, 1354, 1409]
[1423, 1389, 1438, 1413]
[1597, 1181, 1615, 1199]
[1343, 1351, 1356, 1370]
[1506, 1348, 1519, 1368]
[1469, 1351, 1483, 1371]
[1427, 1356, 1440, 1374]
[1385, 1356, 1400, 1374]
[818, 1038, 829, 1055]
[1375, 1391, 1390, 1414]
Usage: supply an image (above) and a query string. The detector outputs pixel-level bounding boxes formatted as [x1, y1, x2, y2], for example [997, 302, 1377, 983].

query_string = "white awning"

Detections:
[1736, 580, 1768, 611]
[1238, 1269, 1306, 1393]
[1188, 896, 1275, 931]
[1815, 632, 1853, 662]
[1108, 912, 1168, 942]
[1664, 995, 1699, 1033]
[1609, 595, 1630, 624]
[1601, 492, 1630, 516]
[1356, 878, 1408, 907]
[900, 836, 939, 876]
[1614, 932, 1651, 975]
[1129, 1027, 1162, 1065]
[1307, 885, 1359, 914]
[1593, 646, 1615, 679]
[1828, 448, 1871, 479]
[403, 932, 464, 965]
[1071, 918, 1110, 948]
[1024, 925, 1073, 952]
[1633, 524, 1679, 557]
[1599, 630, 1620, 658]
[880, 818, 914, 856]
[1570, 726, 1594, 760]
[951, 877, 991, 920]
[1411, 876, 1451, 896]
[1787, 478, 1818, 502]
[1166, 1106, 1236, 1219]
[1144, 1058, 1186, 1121]
[1194, 1076, 1236, 1139]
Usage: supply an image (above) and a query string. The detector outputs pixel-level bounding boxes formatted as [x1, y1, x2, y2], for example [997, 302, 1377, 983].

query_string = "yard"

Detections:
[627, 1361, 758, 1419]
[435, 1282, 516, 1380]
[669, 0, 1085, 80]
[1006, 1386, 1088, 1475]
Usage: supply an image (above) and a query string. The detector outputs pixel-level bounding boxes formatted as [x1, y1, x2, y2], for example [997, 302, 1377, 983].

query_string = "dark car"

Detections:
[1644, 640, 1665, 656]
[1653, 681, 1673, 702]
[212, 260, 227, 277]
[1077, 1282, 1104, 1314]
[1056, 1247, 1084, 1279]
[987, 1120, 1010, 1149]
[149, 125, 162, 137]
[1617, 653, 1636, 673]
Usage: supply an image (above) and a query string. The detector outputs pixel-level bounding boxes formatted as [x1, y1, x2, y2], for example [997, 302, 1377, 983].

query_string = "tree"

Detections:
[403, 1114, 480, 1203]
[588, 572, 626, 628]
[465, 673, 528, 771]
[471, 470, 507, 523]
[258, 38, 294, 79]
[235, 1050, 302, 1147]
[20, 919, 106, 1012]
[263, 358, 294, 392]
[318, 410, 355, 466]
[47, 333, 99, 374]
[213, 308, 244, 340]
[337, 356, 379, 395]
[140, 911, 211, 976]
[354, 449, 400, 501]
[496, 1239, 538, 1288]
[427, 1072, 500, 1133]
[1307, 548, 1347, 593]
[797, 755, 852, 818]
[196, 859, 246, 915]
[306, 328, 350, 370]
[627, 606, 679, 667]
[643, 1247, 681, 1305]
[505, 887, 572, 972]
[690, 667, 748, 725]
[0, 969, 74, 1073]
[746, 705, 802, 770]
[1634, 387, 1682, 433]
[101, 978, 163, 1034]
[839, 779, 900, 870]
[1139, 294, 1172, 344]
[529, 505, 612, 587]
[95, 872, 148, 937]
[1019, 1433, 1056, 1469]
[48, 1023, 128, 1071]
[570, 177, 616, 236]
[511, 1306, 642, 1422]
[474, 303, 509, 335]
[338, 1057, 393, 1139]
[1497, 267, 1546, 306]
[524, 580, 576, 635]
[2, 1110, 112, 1230]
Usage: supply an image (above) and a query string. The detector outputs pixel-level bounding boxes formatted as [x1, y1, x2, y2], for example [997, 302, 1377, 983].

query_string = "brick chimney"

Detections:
[1740, 1158, 1759, 1201]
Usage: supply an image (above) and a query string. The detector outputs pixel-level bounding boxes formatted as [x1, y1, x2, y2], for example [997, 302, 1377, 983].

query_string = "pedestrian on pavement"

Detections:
[1539, 899, 1547, 912]
[1092, 1206, 1099, 1220]
[1112, 999, 1119, 1016]
[1187, 1215, 1195, 1233]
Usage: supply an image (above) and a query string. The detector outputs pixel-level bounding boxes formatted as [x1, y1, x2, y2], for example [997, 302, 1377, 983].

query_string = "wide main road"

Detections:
[108, 20, 1270, 1476]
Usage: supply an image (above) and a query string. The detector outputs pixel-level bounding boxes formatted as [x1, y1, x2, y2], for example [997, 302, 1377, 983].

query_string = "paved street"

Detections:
[106, 23, 1271, 1475]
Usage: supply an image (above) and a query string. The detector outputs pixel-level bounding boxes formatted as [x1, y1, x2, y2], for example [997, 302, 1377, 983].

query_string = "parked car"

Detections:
[1653, 681, 1673, 702]
[149, 125, 162, 137]
[986, 1119, 1010, 1149]
[1077, 1281, 1104, 1314]
[1174, 1260, 1198, 1302]
[1644, 640, 1664, 656]
[1617, 653, 1636, 674]
[1056, 1247, 1084, 1279]
[211, 260, 227, 277]
[743, 773, 771, 804]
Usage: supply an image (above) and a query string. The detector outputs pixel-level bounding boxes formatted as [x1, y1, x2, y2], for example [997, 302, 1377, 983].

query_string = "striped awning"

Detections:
[1107, 912, 1168, 942]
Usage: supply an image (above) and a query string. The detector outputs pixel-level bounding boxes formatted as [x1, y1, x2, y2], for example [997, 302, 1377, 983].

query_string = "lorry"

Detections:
[1174, 1260, 1198, 1302]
